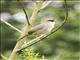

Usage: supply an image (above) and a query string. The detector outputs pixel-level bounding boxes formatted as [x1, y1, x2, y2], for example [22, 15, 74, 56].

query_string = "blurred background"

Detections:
[0, 0, 80, 60]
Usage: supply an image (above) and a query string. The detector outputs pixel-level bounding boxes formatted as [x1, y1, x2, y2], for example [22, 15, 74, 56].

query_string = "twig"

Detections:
[16, 0, 68, 51]
[1, 19, 23, 34]
[17, 0, 30, 25]
[40, 1, 52, 10]
[34, 1, 52, 13]
[1, 54, 8, 60]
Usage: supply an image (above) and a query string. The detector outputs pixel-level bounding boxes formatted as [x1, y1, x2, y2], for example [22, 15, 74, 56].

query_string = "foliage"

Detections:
[21, 49, 41, 60]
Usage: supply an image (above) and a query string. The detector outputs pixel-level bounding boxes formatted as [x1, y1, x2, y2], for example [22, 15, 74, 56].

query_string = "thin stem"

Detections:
[40, 1, 52, 10]
[1, 19, 23, 34]
[1, 54, 8, 60]
[17, 0, 30, 25]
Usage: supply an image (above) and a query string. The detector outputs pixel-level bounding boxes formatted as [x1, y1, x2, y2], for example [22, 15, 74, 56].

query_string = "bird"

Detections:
[17, 19, 55, 41]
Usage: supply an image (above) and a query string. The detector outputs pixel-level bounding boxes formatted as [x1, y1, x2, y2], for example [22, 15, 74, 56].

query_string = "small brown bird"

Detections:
[17, 19, 55, 41]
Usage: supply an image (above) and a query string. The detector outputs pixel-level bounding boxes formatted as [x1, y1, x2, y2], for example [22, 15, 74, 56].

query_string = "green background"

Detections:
[0, 0, 80, 60]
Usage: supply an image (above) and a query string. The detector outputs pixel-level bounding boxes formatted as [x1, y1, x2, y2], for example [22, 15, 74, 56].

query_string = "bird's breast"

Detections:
[44, 22, 55, 32]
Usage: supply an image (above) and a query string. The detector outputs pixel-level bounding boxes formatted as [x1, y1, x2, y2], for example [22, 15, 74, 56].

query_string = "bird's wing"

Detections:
[17, 23, 45, 41]
[28, 23, 45, 34]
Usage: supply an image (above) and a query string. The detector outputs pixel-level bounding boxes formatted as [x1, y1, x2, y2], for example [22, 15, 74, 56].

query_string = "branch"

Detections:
[8, 1, 47, 60]
[1, 54, 8, 60]
[17, 34, 46, 52]
[17, 0, 30, 25]
[1, 19, 23, 34]
[16, 0, 68, 52]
